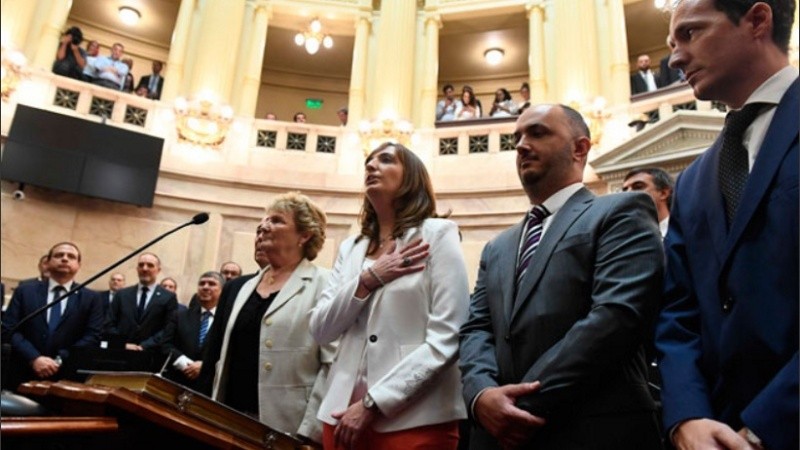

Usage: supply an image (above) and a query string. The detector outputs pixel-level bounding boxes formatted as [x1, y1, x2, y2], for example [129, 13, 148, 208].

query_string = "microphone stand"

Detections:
[3, 213, 209, 337]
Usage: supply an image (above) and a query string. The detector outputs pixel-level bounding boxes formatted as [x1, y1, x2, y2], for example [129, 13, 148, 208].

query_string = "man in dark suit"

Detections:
[98, 272, 125, 317]
[163, 271, 223, 390]
[17, 254, 51, 287]
[659, 54, 684, 87]
[630, 54, 662, 95]
[655, 1, 798, 449]
[105, 252, 177, 352]
[459, 104, 664, 450]
[135, 60, 164, 100]
[2, 242, 103, 386]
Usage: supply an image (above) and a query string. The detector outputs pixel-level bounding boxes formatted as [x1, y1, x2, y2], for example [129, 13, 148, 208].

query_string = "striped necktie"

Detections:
[198, 310, 211, 348]
[516, 205, 551, 288]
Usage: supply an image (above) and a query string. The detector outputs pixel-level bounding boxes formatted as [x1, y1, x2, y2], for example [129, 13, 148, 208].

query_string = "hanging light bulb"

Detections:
[310, 18, 322, 33]
[305, 37, 320, 55]
[323, 35, 333, 49]
[294, 33, 305, 46]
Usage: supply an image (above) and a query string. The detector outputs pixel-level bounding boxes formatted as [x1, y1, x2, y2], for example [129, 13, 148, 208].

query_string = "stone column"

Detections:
[419, 13, 441, 128]
[551, 0, 600, 105]
[161, 0, 196, 102]
[370, 1, 416, 120]
[526, 1, 547, 102]
[605, 0, 631, 105]
[187, 0, 246, 104]
[1, 0, 39, 54]
[347, 14, 371, 126]
[31, 0, 71, 70]
[236, 1, 271, 117]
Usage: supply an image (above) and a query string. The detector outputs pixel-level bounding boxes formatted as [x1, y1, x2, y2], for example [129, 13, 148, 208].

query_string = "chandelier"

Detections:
[174, 93, 234, 147]
[1, 45, 27, 101]
[294, 18, 333, 55]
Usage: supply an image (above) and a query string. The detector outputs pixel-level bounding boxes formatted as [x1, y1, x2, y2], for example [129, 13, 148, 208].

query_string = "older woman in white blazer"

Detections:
[212, 192, 333, 444]
[309, 143, 470, 450]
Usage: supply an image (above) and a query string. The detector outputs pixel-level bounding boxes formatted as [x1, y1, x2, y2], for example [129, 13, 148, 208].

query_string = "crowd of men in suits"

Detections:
[0, 248, 246, 392]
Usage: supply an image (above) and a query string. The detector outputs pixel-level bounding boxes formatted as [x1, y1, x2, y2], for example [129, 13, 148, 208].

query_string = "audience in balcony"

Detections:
[294, 112, 308, 123]
[337, 107, 348, 126]
[121, 58, 135, 93]
[92, 42, 129, 90]
[136, 60, 165, 100]
[461, 85, 483, 117]
[455, 89, 480, 120]
[517, 82, 531, 115]
[630, 53, 662, 95]
[81, 40, 100, 82]
[52, 26, 87, 81]
[489, 88, 518, 118]
[436, 83, 458, 122]
[265, 112, 278, 120]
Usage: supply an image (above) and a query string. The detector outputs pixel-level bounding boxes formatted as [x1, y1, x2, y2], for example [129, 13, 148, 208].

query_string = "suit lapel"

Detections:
[264, 259, 314, 318]
[500, 221, 526, 324]
[512, 188, 594, 323]
[723, 80, 799, 263]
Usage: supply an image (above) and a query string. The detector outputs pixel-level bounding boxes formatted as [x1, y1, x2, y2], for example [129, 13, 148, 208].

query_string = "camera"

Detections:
[64, 26, 83, 46]
[12, 190, 25, 201]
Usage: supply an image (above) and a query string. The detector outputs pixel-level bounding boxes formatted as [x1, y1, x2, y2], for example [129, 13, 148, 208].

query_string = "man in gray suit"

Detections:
[459, 104, 664, 449]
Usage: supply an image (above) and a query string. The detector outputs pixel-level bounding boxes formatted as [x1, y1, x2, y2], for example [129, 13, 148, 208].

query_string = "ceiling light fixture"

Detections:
[484, 48, 505, 66]
[118, 6, 141, 26]
[294, 18, 333, 55]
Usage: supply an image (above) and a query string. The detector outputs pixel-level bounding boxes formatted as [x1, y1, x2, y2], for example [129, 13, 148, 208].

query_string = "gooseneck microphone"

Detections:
[4, 212, 211, 336]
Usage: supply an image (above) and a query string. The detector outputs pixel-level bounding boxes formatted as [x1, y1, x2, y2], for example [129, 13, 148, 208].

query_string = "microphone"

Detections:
[4, 212, 210, 336]
[192, 212, 209, 225]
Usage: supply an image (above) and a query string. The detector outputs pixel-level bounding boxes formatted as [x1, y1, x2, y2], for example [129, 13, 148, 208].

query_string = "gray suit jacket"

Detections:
[460, 188, 664, 449]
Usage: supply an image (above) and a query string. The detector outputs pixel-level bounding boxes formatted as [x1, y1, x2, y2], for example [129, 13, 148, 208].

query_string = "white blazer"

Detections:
[310, 218, 469, 433]
[212, 260, 333, 443]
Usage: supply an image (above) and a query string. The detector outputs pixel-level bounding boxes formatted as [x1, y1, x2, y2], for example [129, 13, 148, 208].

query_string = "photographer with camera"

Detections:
[52, 26, 87, 81]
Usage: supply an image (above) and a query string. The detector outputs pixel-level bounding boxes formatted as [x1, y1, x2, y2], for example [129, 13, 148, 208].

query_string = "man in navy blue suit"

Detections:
[2, 242, 103, 385]
[655, 1, 798, 449]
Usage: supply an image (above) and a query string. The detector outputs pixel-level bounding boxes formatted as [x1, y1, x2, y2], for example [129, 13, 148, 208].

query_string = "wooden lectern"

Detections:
[1, 372, 318, 450]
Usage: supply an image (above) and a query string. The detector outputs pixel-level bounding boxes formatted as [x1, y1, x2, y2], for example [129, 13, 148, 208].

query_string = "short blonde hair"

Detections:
[267, 192, 327, 261]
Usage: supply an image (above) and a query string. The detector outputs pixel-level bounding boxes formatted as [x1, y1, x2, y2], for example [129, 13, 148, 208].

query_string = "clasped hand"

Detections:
[475, 382, 546, 449]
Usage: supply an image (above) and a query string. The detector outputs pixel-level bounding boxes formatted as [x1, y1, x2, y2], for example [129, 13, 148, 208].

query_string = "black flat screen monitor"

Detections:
[1, 104, 164, 207]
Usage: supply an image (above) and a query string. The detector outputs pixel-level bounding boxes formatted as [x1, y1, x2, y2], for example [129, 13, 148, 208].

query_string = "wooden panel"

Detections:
[1, 416, 118, 436]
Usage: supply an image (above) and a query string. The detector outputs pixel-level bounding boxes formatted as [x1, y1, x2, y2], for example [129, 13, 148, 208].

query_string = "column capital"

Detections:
[424, 13, 442, 29]
[248, 0, 272, 17]
[526, 0, 547, 18]
[355, 12, 373, 28]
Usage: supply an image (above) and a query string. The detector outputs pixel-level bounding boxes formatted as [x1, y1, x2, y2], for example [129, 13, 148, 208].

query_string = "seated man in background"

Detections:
[2, 242, 103, 388]
[219, 261, 242, 282]
[163, 271, 223, 390]
[105, 253, 177, 353]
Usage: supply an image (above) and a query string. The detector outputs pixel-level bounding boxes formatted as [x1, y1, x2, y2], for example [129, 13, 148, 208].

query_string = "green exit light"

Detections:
[305, 98, 323, 109]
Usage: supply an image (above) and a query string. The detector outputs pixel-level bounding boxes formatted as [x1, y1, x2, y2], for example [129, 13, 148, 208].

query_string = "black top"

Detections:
[222, 289, 277, 417]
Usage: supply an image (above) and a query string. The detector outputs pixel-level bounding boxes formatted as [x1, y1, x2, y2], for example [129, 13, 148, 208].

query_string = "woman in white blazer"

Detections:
[309, 143, 470, 450]
[212, 192, 334, 444]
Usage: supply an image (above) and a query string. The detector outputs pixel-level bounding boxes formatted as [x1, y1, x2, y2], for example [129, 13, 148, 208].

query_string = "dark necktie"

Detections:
[719, 102, 764, 224]
[516, 205, 551, 288]
[137, 286, 149, 320]
[49, 286, 66, 333]
[198, 310, 211, 348]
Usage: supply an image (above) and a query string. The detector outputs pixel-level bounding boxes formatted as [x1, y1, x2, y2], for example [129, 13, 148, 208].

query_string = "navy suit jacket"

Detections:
[656, 79, 799, 450]
[105, 284, 178, 351]
[2, 280, 103, 365]
[135, 74, 164, 99]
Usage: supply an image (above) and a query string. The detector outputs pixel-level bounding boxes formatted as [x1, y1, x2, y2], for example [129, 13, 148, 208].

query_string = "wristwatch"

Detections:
[362, 393, 377, 411]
